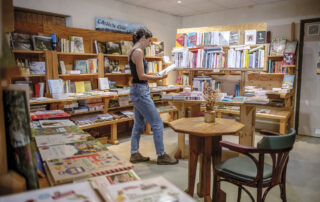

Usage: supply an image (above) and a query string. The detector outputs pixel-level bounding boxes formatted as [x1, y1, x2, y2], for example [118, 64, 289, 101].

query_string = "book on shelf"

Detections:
[75, 81, 86, 93]
[38, 139, 107, 161]
[84, 81, 92, 91]
[10, 32, 33, 50]
[32, 35, 53, 51]
[59, 60, 67, 74]
[270, 39, 286, 56]
[175, 33, 186, 47]
[256, 31, 267, 44]
[219, 31, 230, 46]
[110, 111, 128, 119]
[45, 151, 133, 185]
[284, 41, 298, 54]
[187, 32, 197, 47]
[35, 133, 93, 147]
[0, 181, 101, 202]
[120, 40, 133, 55]
[100, 176, 196, 202]
[104, 58, 120, 73]
[153, 41, 164, 57]
[229, 31, 240, 45]
[245, 30, 257, 45]
[29, 61, 46, 74]
[34, 82, 45, 98]
[283, 53, 295, 65]
[172, 48, 189, 68]
[74, 59, 89, 74]
[106, 42, 121, 54]
[88, 58, 98, 73]
[39, 119, 75, 128]
[70, 36, 85, 53]
[48, 79, 64, 94]
[282, 75, 295, 89]
[95, 40, 107, 53]
[98, 77, 110, 90]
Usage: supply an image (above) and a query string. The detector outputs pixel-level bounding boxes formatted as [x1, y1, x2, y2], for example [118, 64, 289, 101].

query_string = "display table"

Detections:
[169, 117, 244, 202]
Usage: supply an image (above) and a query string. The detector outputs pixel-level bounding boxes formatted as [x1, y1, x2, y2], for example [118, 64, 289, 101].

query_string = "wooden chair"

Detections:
[213, 128, 296, 202]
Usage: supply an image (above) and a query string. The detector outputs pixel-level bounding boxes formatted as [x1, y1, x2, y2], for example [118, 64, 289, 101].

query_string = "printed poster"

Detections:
[96, 17, 144, 34]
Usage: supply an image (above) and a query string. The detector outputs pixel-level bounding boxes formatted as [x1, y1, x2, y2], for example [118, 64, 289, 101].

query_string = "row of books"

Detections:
[270, 39, 297, 56]
[176, 74, 190, 86]
[59, 58, 98, 74]
[144, 41, 164, 56]
[176, 30, 267, 47]
[59, 35, 85, 53]
[172, 45, 266, 69]
[227, 45, 265, 68]
[147, 60, 163, 73]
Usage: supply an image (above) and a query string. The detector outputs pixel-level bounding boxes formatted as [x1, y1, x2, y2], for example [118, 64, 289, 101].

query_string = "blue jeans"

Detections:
[130, 83, 164, 156]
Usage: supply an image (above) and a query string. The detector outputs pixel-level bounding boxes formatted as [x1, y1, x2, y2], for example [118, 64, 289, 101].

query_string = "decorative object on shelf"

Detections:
[203, 81, 217, 123]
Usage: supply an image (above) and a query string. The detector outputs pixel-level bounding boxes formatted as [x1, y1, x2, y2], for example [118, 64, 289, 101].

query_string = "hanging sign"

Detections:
[95, 17, 144, 34]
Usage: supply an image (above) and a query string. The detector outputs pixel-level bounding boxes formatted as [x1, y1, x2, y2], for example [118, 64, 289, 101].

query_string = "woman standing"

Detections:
[128, 28, 178, 165]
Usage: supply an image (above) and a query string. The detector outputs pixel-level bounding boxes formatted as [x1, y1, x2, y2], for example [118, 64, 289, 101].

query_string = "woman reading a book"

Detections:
[128, 28, 178, 165]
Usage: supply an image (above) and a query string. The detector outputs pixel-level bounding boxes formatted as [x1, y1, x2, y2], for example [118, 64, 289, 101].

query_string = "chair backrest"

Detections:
[257, 128, 296, 150]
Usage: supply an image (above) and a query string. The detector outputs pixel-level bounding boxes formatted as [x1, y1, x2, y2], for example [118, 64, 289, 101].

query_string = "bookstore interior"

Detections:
[0, 0, 320, 201]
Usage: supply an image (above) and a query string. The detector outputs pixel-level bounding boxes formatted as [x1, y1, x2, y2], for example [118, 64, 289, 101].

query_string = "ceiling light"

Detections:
[177, 0, 182, 4]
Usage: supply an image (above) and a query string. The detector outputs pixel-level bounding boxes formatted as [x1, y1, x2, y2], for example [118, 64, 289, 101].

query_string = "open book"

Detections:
[156, 64, 177, 76]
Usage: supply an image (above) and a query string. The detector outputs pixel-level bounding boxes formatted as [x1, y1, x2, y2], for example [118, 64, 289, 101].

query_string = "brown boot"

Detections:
[157, 153, 179, 165]
[130, 152, 150, 163]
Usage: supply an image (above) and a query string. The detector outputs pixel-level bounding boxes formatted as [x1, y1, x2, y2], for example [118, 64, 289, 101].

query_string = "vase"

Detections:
[204, 110, 216, 123]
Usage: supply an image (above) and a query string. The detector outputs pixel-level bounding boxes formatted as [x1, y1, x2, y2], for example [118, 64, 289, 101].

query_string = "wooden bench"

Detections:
[216, 108, 291, 134]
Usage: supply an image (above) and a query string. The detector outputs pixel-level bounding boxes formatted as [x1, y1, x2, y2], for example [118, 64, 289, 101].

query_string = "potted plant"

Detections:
[203, 81, 216, 123]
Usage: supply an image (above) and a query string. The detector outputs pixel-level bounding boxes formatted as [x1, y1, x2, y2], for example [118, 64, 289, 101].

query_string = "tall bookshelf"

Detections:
[9, 22, 176, 144]
[173, 23, 269, 95]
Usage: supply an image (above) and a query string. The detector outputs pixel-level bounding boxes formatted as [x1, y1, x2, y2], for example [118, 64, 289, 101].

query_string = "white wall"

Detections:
[182, 0, 320, 41]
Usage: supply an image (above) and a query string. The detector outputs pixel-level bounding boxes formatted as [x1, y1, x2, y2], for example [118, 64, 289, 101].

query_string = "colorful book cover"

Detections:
[74, 60, 88, 74]
[282, 75, 295, 89]
[35, 133, 94, 147]
[104, 176, 196, 202]
[75, 81, 85, 93]
[175, 33, 184, 47]
[283, 53, 295, 65]
[84, 81, 92, 92]
[38, 140, 107, 161]
[187, 32, 197, 47]
[39, 119, 75, 128]
[45, 151, 133, 184]
[31, 125, 85, 137]
[87, 58, 97, 73]
[72, 36, 85, 53]
[0, 181, 101, 202]
[90, 170, 140, 185]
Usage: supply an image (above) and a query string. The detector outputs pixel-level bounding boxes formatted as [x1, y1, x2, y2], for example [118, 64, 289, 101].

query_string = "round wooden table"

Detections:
[169, 117, 244, 202]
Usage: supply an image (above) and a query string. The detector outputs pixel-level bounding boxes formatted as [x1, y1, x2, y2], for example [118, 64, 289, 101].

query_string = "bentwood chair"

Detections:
[213, 128, 296, 202]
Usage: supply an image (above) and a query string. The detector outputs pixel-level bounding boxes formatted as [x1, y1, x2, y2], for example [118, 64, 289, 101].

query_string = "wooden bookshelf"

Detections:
[69, 109, 105, 116]
[104, 73, 131, 76]
[57, 52, 98, 56]
[268, 55, 284, 61]
[58, 73, 99, 78]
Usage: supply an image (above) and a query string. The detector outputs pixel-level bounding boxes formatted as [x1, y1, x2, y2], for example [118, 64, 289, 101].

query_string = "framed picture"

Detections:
[307, 24, 320, 36]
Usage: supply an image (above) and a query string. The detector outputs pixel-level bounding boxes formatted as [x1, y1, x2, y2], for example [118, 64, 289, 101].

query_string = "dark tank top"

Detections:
[129, 48, 148, 84]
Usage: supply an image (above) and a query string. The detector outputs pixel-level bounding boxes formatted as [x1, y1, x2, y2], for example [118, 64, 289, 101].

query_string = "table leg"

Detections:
[197, 137, 212, 202]
[185, 135, 200, 197]
[212, 136, 226, 202]
[239, 105, 256, 146]
[175, 133, 186, 159]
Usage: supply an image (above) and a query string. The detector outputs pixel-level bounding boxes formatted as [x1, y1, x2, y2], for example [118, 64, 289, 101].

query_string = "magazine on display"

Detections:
[38, 140, 107, 161]
[45, 151, 133, 184]
[35, 133, 94, 147]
